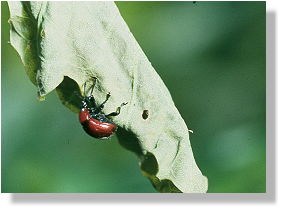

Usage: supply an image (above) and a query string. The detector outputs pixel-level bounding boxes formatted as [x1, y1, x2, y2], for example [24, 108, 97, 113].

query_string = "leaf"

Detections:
[8, 1, 208, 193]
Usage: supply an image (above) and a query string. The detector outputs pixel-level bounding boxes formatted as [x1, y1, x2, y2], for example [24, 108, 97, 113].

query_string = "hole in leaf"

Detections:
[56, 76, 82, 113]
[142, 110, 149, 120]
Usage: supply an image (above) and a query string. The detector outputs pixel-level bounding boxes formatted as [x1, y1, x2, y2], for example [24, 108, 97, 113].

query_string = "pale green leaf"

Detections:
[8, 1, 208, 193]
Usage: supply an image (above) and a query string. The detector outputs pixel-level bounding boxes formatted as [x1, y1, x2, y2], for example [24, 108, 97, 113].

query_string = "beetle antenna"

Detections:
[83, 82, 87, 97]
[90, 77, 97, 96]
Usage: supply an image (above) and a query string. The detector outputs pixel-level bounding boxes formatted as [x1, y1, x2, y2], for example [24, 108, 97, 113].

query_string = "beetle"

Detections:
[79, 77, 127, 139]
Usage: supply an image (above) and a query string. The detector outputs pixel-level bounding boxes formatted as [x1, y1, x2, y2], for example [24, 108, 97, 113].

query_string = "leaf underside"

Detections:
[8, 1, 208, 193]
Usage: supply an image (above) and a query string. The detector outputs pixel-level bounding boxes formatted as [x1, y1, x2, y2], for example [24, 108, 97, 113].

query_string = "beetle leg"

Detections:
[95, 92, 111, 113]
[106, 102, 128, 117]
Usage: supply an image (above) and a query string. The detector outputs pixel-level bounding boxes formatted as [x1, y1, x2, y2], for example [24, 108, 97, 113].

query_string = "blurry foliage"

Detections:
[1, 1, 265, 193]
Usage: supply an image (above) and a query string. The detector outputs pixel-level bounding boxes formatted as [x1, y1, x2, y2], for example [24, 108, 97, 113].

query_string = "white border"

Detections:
[1, 0, 281, 208]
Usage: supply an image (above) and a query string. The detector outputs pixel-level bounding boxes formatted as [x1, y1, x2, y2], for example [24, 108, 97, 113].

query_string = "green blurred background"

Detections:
[1, 1, 265, 193]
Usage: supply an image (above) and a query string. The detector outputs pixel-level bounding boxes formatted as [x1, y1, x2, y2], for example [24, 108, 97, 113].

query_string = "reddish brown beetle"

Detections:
[79, 77, 127, 139]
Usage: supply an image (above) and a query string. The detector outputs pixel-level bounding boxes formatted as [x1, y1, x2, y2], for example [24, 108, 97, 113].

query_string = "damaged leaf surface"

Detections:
[8, 1, 208, 193]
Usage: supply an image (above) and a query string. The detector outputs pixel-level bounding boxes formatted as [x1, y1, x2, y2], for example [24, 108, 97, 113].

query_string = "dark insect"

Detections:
[79, 77, 127, 139]
[142, 110, 149, 120]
